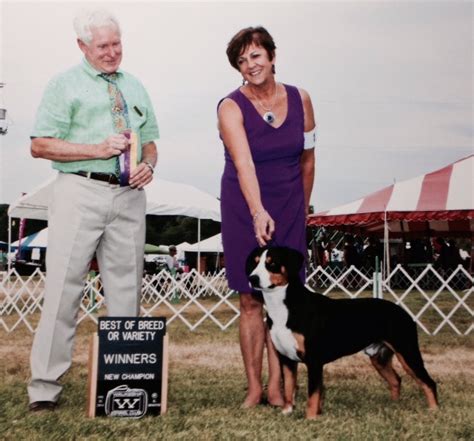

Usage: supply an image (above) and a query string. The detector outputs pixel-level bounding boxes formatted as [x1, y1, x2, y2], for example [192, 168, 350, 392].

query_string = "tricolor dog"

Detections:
[246, 246, 438, 419]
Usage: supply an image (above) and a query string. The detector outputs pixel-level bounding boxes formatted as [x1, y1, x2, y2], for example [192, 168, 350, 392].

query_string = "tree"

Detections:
[0, 205, 220, 247]
[146, 215, 220, 245]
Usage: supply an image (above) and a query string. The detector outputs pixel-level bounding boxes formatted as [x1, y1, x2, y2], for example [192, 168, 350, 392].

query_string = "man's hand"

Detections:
[98, 134, 129, 159]
[129, 161, 154, 189]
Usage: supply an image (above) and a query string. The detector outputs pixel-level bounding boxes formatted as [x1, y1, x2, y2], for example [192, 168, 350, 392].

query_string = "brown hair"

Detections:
[226, 26, 276, 71]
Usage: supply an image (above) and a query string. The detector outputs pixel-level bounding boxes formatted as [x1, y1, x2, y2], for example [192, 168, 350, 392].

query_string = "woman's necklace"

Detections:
[252, 83, 278, 125]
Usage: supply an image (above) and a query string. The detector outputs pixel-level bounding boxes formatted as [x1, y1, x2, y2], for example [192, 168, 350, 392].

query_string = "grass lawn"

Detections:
[0, 300, 473, 440]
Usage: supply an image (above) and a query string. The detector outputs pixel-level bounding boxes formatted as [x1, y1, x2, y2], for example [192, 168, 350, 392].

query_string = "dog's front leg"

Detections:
[281, 357, 298, 415]
[306, 360, 323, 419]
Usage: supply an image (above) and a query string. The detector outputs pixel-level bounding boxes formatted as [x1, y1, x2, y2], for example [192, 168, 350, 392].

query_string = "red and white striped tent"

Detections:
[308, 155, 474, 237]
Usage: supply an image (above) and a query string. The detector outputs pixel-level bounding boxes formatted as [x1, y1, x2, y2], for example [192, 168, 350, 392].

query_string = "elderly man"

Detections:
[28, 10, 159, 411]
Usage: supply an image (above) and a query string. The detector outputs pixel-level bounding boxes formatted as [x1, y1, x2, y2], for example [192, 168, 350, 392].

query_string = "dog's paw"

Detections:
[305, 410, 323, 419]
[281, 404, 294, 415]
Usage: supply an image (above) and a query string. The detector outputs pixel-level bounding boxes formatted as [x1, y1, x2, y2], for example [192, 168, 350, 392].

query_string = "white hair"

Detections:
[73, 9, 121, 45]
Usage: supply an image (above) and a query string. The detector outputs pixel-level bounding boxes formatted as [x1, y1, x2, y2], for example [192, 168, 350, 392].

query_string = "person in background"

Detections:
[329, 241, 344, 269]
[343, 234, 361, 268]
[165, 245, 181, 275]
[362, 236, 383, 270]
[218, 26, 316, 407]
[27, 9, 159, 412]
[434, 237, 450, 270]
[446, 239, 462, 270]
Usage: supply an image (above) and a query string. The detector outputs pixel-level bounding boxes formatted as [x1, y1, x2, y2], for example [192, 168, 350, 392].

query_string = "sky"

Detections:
[0, 0, 472, 213]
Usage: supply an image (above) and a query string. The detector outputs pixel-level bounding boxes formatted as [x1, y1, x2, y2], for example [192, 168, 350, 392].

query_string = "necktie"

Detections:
[100, 73, 133, 186]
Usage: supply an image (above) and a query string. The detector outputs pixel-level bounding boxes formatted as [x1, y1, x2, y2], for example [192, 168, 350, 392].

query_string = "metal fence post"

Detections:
[373, 256, 383, 299]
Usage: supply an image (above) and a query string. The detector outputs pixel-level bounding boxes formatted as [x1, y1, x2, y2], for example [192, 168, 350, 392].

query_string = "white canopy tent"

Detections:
[7, 177, 53, 221]
[145, 179, 220, 221]
[180, 233, 223, 253]
[7, 175, 221, 271]
[8, 175, 221, 221]
[11, 227, 48, 249]
[180, 234, 224, 271]
[175, 242, 191, 260]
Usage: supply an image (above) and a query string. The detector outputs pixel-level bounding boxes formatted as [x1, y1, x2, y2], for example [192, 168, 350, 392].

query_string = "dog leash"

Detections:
[265, 238, 280, 248]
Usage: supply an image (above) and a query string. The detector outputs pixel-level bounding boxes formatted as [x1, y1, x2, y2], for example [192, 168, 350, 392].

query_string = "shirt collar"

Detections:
[81, 57, 123, 79]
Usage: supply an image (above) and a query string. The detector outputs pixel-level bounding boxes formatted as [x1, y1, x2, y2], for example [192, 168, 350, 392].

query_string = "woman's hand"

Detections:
[253, 209, 275, 247]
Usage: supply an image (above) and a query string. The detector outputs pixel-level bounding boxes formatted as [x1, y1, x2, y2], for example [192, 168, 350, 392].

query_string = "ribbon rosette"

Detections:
[119, 130, 138, 186]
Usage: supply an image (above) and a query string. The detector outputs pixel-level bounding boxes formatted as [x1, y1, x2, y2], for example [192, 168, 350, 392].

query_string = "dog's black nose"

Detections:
[249, 274, 260, 288]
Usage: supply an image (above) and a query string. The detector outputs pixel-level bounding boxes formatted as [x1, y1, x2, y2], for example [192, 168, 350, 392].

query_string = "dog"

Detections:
[246, 246, 438, 419]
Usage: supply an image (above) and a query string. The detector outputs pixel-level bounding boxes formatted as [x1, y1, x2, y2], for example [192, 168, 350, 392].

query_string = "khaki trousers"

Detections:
[28, 173, 146, 403]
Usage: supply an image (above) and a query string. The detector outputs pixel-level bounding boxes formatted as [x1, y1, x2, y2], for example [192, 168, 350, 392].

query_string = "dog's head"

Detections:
[245, 246, 304, 291]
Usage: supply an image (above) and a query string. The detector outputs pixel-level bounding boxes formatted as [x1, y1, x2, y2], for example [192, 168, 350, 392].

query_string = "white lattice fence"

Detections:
[139, 268, 239, 330]
[306, 264, 373, 298]
[0, 269, 108, 332]
[306, 263, 473, 336]
[0, 268, 240, 333]
[1, 268, 46, 333]
[1, 265, 472, 335]
[381, 264, 473, 336]
[77, 273, 105, 325]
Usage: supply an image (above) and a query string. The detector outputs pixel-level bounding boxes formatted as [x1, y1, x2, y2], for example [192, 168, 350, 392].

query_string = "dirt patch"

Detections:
[2, 333, 473, 379]
[323, 348, 474, 378]
[170, 342, 242, 370]
[0, 338, 31, 366]
[166, 342, 474, 377]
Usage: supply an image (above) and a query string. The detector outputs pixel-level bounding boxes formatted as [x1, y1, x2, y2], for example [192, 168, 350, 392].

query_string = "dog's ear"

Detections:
[281, 247, 304, 278]
[245, 247, 265, 276]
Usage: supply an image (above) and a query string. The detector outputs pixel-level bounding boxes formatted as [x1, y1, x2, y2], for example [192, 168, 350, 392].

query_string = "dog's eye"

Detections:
[267, 262, 278, 272]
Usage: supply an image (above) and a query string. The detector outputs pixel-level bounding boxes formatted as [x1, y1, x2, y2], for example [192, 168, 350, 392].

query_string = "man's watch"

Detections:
[142, 160, 155, 173]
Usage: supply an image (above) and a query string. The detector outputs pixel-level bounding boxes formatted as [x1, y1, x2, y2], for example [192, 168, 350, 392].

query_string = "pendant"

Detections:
[263, 111, 275, 125]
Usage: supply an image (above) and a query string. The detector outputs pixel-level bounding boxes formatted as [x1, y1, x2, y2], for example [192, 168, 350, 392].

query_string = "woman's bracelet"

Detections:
[252, 209, 266, 223]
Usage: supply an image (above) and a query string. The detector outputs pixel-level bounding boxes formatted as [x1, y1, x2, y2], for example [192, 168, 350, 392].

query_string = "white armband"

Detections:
[304, 127, 317, 150]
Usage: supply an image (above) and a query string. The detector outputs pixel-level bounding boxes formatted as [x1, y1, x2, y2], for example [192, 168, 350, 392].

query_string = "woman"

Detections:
[218, 26, 316, 408]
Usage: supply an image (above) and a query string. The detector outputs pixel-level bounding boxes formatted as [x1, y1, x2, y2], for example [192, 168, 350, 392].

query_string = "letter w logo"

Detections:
[114, 398, 141, 409]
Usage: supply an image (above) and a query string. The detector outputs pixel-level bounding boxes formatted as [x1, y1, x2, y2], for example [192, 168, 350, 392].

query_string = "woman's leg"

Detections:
[239, 292, 265, 407]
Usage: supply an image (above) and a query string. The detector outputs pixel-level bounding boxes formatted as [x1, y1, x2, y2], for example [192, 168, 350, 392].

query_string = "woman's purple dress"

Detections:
[220, 84, 307, 293]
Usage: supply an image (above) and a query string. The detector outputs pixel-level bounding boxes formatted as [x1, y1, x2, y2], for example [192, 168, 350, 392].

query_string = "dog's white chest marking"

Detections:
[263, 288, 301, 362]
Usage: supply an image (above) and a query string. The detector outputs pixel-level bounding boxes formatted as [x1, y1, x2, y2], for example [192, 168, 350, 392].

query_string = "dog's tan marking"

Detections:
[395, 352, 439, 409]
[369, 354, 401, 400]
[306, 389, 323, 419]
[382, 341, 438, 409]
[269, 272, 288, 287]
[281, 362, 297, 415]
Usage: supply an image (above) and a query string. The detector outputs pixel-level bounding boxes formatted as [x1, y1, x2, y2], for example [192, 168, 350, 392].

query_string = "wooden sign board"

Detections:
[87, 317, 168, 418]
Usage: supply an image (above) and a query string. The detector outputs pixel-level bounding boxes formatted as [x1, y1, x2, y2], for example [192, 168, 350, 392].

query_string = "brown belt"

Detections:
[73, 171, 120, 185]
